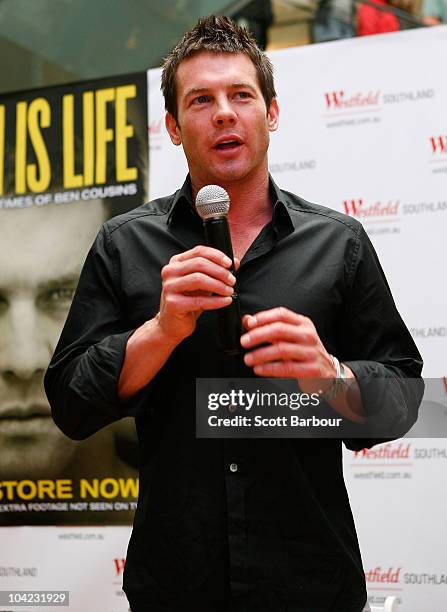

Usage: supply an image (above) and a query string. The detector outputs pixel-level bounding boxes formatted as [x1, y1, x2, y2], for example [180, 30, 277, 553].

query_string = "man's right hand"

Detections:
[118, 245, 238, 400]
[157, 245, 238, 345]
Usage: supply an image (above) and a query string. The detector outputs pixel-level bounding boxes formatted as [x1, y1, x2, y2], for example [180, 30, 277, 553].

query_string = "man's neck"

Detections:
[191, 170, 272, 228]
[191, 170, 273, 261]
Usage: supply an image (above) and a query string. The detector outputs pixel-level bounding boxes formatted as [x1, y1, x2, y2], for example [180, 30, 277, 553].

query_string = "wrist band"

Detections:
[322, 355, 348, 401]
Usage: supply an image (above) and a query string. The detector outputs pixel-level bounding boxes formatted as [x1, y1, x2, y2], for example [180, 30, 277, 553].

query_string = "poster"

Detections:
[0, 72, 148, 525]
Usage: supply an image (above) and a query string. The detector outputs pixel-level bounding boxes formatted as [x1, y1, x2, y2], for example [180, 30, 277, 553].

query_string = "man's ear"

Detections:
[267, 98, 279, 133]
[165, 112, 182, 146]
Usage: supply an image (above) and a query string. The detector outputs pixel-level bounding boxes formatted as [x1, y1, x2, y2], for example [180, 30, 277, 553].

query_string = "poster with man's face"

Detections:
[0, 73, 148, 524]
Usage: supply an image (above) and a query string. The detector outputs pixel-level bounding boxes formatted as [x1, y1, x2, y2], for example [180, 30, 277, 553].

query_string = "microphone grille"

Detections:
[195, 184, 230, 220]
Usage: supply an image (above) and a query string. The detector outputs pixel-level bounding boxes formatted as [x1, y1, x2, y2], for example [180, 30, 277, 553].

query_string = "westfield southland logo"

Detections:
[430, 135, 447, 155]
[365, 567, 401, 585]
[324, 90, 381, 111]
[354, 442, 411, 460]
[343, 198, 400, 218]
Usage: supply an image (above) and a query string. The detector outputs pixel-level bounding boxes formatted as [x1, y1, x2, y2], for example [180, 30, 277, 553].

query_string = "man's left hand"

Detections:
[241, 307, 365, 421]
[240, 307, 339, 398]
[241, 307, 334, 379]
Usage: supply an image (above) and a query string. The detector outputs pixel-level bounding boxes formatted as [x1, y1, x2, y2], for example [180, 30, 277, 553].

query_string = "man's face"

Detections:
[166, 51, 279, 188]
[0, 200, 106, 478]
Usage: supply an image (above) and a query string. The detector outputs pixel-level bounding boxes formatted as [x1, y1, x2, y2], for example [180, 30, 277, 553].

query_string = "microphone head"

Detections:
[195, 185, 230, 220]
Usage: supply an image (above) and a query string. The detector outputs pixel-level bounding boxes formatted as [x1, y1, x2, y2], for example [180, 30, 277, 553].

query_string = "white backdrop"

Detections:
[148, 25, 447, 612]
[0, 526, 131, 612]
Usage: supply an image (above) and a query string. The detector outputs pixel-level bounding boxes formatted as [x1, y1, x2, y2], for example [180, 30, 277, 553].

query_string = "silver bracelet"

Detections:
[322, 355, 348, 401]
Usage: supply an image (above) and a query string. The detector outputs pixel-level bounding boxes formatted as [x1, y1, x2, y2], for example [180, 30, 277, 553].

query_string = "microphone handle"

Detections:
[203, 217, 243, 356]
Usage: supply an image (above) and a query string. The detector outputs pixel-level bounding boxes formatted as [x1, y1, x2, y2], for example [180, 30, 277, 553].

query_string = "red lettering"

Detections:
[149, 119, 162, 135]
[343, 199, 363, 216]
[325, 90, 380, 110]
[354, 443, 411, 460]
[114, 558, 126, 575]
[430, 136, 447, 154]
[365, 567, 401, 583]
[324, 91, 344, 109]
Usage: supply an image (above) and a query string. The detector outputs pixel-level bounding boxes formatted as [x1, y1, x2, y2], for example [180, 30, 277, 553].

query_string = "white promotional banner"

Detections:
[0, 526, 132, 612]
[148, 25, 447, 611]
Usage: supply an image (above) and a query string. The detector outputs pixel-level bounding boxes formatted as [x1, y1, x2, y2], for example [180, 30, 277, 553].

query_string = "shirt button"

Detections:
[229, 463, 238, 473]
[228, 404, 237, 413]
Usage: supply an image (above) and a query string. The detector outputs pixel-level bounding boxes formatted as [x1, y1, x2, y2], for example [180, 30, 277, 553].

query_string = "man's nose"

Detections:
[213, 97, 237, 127]
[0, 298, 52, 381]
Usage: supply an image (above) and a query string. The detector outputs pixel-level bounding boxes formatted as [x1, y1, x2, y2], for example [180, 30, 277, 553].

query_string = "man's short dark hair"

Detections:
[161, 15, 276, 122]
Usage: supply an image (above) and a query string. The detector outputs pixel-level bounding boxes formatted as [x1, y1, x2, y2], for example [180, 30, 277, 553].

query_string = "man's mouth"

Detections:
[213, 135, 244, 150]
[215, 140, 242, 150]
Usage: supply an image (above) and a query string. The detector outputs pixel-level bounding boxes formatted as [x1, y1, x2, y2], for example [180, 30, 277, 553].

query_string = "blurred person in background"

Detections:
[233, 0, 273, 49]
[391, 0, 417, 29]
[357, 0, 400, 35]
[312, 0, 355, 43]
[357, 0, 417, 35]
[421, 0, 447, 23]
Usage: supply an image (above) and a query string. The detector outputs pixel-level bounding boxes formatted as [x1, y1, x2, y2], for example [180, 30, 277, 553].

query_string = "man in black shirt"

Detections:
[45, 15, 423, 612]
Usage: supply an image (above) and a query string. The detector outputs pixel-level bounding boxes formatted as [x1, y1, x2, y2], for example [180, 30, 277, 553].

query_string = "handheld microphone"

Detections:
[195, 185, 243, 357]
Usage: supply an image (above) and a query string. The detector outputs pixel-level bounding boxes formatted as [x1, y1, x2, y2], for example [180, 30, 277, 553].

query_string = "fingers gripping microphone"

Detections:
[195, 185, 242, 356]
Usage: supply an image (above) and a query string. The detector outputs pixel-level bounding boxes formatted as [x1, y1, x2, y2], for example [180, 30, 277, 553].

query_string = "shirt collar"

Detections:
[269, 175, 295, 238]
[167, 174, 295, 238]
[166, 175, 195, 226]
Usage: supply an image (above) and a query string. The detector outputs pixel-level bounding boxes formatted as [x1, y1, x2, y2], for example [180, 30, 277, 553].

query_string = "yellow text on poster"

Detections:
[15, 98, 51, 194]
[1, 84, 138, 196]
[0, 479, 73, 501]
[80, 477, 139, 499]
[0, 477, 139, 500]
[63, 84, 138, 188]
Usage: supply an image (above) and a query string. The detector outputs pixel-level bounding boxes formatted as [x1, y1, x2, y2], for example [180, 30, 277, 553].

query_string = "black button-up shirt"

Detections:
[45, 177, 423, 612]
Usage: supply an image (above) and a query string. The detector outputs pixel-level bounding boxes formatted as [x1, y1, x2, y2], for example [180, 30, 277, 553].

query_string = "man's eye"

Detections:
[194, 95, 209, 104]
[236, 92, 250, 99]
[39, 288, 75, 308]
